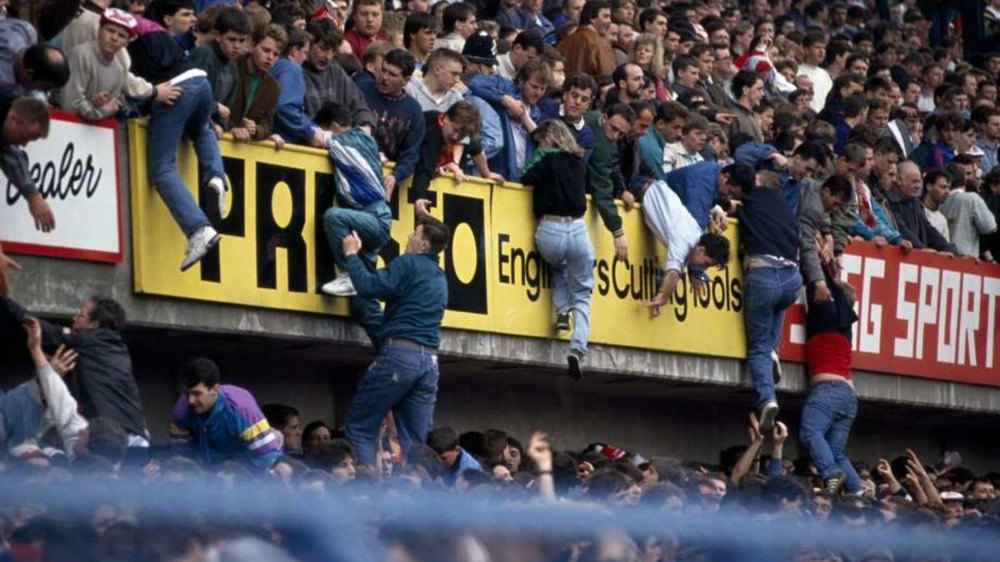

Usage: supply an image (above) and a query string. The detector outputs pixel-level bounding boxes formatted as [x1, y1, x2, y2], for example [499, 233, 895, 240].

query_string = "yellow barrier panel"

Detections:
[129, 120, 747, 358]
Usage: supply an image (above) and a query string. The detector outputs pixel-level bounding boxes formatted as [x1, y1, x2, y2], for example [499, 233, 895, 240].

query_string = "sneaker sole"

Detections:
[824, 473, 846, 495]
[321, 280, 357, 296]
[321, 287, 358, 297]
[567, 354, 583, 381]
[759, 402, 779, 433]
[180, 234, 221, 272]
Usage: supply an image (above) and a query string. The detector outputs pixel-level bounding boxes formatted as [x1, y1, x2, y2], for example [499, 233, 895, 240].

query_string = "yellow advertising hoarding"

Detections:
[129, 120, 747, 358]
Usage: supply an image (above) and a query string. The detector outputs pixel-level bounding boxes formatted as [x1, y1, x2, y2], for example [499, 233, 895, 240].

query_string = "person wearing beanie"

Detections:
[61, 8, 177, 120]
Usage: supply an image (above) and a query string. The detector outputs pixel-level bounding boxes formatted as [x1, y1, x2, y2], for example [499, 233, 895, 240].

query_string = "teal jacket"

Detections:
[345, 252, 447, 348]
[637, 126, 668, 181]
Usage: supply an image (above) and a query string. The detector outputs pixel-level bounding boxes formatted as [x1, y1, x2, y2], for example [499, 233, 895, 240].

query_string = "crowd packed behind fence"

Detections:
[0, 405, 999, 561]
[1, 0, 1000, 559]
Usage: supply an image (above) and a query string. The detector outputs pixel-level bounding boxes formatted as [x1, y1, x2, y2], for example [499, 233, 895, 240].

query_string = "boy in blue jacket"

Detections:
[315, 102, 392, 347]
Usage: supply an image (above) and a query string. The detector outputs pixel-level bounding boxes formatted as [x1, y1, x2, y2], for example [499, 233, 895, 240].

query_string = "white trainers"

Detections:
[321, 272, 357, 296]
[180, 226, 221, 271]
[207, 176, 227, 219]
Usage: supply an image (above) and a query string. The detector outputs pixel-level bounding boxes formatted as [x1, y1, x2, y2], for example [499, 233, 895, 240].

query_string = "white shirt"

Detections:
[642, 180, 702, 273]
[436, 33, 466, 54]
[662, 142, 704, 174]
[497, 53, 516, 80]
[405, 77, 464, 112]
[917, 90, 936, 114]
[939, 189, 998, 257]
[559, 104, 585, 130]
[797, 63, 832, 113]
[924, 207, 950, 242]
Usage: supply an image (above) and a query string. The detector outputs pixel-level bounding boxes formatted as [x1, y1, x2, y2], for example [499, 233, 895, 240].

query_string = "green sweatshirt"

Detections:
[584, 111, 625, 236]
[188, 42, 237, 125]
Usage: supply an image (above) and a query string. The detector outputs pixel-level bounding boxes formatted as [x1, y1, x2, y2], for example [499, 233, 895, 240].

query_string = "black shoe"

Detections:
[771, 349, 782, 385]
[566, 351, 583, 381]
[555, 312, 570, 331]
[823, 472, 847, 495]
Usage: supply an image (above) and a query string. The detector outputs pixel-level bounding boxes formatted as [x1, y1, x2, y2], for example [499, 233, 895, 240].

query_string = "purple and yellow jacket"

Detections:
[169, 385, 281, 471]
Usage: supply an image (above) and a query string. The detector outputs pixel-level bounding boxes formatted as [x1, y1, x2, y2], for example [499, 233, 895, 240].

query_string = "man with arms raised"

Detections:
[341, 216, 451, 466]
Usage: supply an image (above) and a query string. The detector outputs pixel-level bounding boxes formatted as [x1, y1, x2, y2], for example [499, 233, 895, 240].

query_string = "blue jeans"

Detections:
[743, 265, 802, 409]
[344, 344, 439, 465]
[147, 76, 225, 237]
[534, 220, 594, 354]
[800, 380, 862, 493]
[0, 383, 42, 447]
[323, 201, 392, 345]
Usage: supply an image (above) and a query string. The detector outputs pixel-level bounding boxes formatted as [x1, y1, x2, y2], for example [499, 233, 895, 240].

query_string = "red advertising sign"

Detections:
[781, 242, 1000, 387]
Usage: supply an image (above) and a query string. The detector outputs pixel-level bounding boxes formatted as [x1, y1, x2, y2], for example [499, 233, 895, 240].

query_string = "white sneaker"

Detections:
[321, 272, 357, 296]
[180, 226, 221, 271]
[207, 176, 227, 219]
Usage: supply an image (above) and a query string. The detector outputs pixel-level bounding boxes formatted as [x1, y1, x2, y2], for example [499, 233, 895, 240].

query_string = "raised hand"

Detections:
[22, 316, 42, 350]
[49, 344, 78, 377]
[526, 431, 553, 472]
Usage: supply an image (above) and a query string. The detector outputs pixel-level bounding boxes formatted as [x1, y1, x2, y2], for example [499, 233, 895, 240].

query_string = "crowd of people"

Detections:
[1, 0, 1000, 558]
[0, 333, 998, 561]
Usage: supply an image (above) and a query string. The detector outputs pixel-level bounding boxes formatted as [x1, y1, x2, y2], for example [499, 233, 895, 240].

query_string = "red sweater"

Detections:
[805, 332, 852, 380]
[344, 28, 389, 58]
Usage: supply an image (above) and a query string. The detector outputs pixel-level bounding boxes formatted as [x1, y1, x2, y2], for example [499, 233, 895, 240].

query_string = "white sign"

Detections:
[0, 110, 122, 263]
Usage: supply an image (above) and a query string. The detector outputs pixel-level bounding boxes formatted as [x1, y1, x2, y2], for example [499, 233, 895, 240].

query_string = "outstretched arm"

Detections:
[24, 318, 89, 457]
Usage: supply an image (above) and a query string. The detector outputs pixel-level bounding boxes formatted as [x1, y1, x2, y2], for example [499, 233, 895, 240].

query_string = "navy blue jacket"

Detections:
[345, 252, 447, 348]
[736, 186, 799, 262]
[538, 99, 595, 159]
[665, 161, 723, 230]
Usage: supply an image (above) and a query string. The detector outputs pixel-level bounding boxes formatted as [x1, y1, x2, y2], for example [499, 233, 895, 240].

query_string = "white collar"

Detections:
[558, 105, 585, 130]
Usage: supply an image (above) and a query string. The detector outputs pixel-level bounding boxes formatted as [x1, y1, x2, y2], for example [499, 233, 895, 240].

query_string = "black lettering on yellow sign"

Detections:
[672, 268, 743, 322]
[256, 163, 307, 292]
[604, 257, 661, 301]
[185, 152, 491, 314]
[201, 156, 246, 283]
[499, 235, 744, 321]
[313, 170, 336, 291]
[497, 233, 551, 302]
[594, 257, 660, 301]
[442, 193, 487, 314]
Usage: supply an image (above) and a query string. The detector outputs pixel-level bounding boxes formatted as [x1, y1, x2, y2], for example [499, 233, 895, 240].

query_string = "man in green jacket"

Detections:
[187, 7, 250, 133]
[584, 103, 635, 262]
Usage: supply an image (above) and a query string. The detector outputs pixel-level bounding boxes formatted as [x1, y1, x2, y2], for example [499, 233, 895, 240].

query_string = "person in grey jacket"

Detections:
[799, 176, 854, 303]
